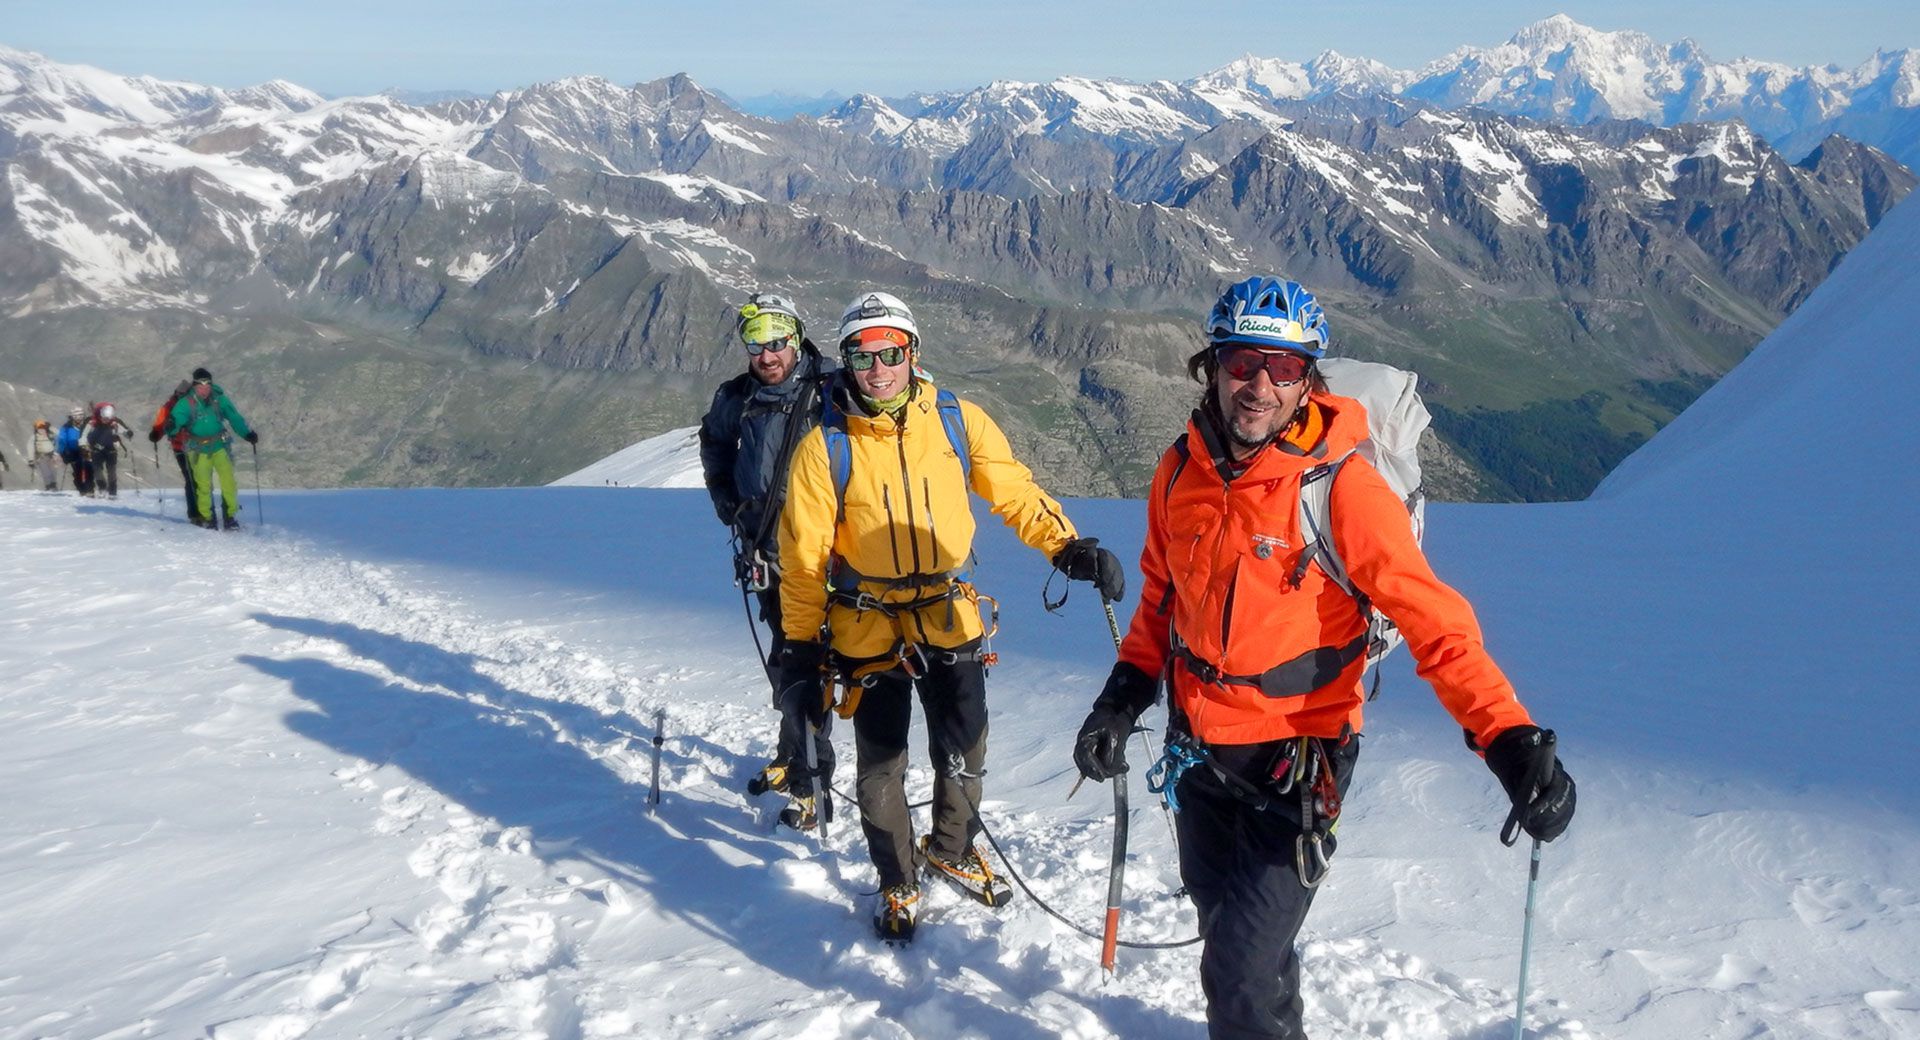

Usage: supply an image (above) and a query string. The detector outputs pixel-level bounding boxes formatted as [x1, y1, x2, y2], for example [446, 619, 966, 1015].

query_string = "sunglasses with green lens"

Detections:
[843, 345, 908, 370]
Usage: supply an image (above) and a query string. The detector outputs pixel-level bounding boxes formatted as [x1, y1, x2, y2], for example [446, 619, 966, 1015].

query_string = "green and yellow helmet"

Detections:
[737, 292, 803, 348]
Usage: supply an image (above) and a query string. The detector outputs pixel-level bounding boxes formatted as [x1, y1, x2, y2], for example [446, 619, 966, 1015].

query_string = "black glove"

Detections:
[775, 641, 828, 714]
[244, 431, 259, 445]
[148, 429, 163, 442]
[1072, 662, 1158, 781]
[1484, 725, 1576, 843]
[1053, 537, 1126, 602]
[1074, 702, 1134, 781]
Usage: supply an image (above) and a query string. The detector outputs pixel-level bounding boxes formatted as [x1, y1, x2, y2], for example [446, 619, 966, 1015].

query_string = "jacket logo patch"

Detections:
[1252, 533, 1289, 559]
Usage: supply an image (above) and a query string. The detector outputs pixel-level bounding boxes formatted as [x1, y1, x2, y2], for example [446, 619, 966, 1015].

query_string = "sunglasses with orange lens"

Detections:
[1216, 347, 1312, 385]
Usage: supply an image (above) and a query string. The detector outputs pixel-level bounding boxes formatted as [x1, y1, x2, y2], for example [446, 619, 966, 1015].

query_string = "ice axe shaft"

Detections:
[1099, 596, 1127, 976]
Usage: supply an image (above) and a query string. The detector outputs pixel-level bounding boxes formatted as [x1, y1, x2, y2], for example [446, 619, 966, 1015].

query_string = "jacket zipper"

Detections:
[1221, 558, 1239, 651]
[882, 485, 904, 573]
[896, 425, 924, 574]
[923, 477, 940, 572]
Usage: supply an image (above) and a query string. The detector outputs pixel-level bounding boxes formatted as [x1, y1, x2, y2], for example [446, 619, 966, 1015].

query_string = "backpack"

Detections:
[1297, 357, 1430, 685]
[819, 385, 972, 524]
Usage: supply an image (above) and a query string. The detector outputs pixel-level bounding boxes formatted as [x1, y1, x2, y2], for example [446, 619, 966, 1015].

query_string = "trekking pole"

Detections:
[647, 709, 666, 812]
[804, 716, 829, 842]
[250, 442, 265, 529]
[1099, 596, 1128, 976]
[1512, 837, 1543, 1039]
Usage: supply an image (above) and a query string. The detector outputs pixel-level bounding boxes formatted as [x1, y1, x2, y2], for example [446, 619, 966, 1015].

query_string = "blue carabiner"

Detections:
[1145, 741, 1207, 814]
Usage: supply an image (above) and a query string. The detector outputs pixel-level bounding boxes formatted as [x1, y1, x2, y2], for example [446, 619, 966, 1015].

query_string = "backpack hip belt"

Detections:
[186, 433, 229, 453]
[1171, 630, 1369, 700]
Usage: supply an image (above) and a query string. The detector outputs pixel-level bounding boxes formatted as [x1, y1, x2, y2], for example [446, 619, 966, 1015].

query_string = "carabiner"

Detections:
[1295, 832, 1331, 889]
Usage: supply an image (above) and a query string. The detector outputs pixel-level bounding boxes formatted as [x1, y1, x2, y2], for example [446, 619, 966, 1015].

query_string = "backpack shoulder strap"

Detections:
[1290, 449, 1359, 598]
[820, 391, 852, 526]
[935, 388, 971, 484]
[1166, 435, 1191, 506]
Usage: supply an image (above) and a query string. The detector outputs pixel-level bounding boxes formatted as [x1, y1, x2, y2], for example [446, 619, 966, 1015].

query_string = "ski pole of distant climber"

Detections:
[250, 441, 265, 529]
[1513, 837, 1543, 1039]
[647, 709, 665, 812]
[1100, 596, 1127, 975]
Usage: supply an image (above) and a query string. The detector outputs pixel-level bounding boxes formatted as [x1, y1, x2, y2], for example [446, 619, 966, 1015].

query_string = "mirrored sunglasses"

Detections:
[843, 345, 909, 371]
[1216, 346, 1312, 385]
[744, 334, 795, 356]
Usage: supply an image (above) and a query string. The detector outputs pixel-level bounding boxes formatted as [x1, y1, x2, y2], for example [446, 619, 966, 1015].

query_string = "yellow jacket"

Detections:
[778, 376, 1078, 661]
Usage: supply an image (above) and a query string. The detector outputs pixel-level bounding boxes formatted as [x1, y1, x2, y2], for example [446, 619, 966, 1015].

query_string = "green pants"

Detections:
[190, 446, 239, 520]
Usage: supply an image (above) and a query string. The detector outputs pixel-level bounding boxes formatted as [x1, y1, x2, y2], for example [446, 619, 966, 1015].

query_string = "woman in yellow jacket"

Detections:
[1073, 278, 1575, 1040]
[777, 291, 1123, 943]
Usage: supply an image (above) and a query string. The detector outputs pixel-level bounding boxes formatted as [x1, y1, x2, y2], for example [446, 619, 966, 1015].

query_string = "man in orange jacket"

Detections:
[1072, 277, 1575, 1040]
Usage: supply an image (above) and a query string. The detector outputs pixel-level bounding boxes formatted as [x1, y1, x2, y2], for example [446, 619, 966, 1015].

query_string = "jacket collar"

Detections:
[833, 373, 935, 434]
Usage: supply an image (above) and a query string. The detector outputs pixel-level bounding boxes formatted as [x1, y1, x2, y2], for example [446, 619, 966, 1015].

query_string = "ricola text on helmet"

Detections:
[738, 291, 803, 346]
[1207, 277, 1328, 358]
[837, 291, 918, 349]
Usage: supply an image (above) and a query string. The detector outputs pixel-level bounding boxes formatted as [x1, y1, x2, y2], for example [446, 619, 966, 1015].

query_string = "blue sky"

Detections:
[3, 0, 1914, 100]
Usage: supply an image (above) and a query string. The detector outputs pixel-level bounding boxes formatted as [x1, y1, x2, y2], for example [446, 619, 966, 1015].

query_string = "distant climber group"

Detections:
[23, 365, 257, 530]
[699, 277, 1576, 1039]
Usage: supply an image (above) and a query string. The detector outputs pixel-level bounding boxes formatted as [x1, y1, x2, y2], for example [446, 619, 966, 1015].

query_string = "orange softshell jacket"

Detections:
[1119, 392, 1532, 748]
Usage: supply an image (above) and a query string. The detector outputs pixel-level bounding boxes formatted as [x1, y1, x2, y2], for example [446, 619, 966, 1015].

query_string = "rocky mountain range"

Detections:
[1, 18, 1913, 500]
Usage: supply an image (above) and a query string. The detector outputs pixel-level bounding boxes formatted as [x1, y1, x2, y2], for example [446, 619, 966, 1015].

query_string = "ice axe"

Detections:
[1099, 597, 1127, 976]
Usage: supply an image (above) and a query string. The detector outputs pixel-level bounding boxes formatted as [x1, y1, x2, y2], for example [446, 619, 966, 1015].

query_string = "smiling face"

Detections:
[1213, 347, 1312, 457]
[843, 328, 913, 403]
[748, 336, 797, 386]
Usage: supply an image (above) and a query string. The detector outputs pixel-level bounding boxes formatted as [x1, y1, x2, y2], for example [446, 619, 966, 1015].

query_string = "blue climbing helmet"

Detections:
[1206, 277, 1328, 358]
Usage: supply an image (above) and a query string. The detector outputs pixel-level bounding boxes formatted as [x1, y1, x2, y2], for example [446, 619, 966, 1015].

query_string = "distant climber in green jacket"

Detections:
[166, 367, 257, 530]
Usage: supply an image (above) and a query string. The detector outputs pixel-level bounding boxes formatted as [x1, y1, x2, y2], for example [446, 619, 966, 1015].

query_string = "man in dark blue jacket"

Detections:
[699, 292, 838, 830]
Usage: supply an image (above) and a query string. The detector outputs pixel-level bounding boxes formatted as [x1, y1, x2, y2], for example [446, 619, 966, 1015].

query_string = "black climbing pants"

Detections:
[850, 643, 988, 887]
[759, 579, 835, 797]
[173, 448, 201, 520]
[1174, 736, 1359, 1040]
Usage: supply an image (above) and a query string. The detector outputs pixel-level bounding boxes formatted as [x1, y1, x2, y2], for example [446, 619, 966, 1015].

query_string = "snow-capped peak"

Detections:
[1502, 12, 1655, 55]
[0, 45, 222, 123]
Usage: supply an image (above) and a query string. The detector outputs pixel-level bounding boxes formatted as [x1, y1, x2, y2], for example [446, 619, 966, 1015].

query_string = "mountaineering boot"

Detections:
[191, 517, 216, 530]
[919, 836, 1014, 908]
[222, 514, 241, 531]
[873, 882, 920, 944]
[778, 794, 818, 832]
[746, 760, 790, 797]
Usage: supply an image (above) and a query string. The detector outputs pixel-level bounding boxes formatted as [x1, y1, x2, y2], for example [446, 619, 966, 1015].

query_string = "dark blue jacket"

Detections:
[698, 340, 835, 555]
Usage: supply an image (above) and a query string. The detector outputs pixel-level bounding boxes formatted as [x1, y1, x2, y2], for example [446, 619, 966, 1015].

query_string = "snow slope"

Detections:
[549, 427, 705, 488]
[5, 201, 1920, 1040]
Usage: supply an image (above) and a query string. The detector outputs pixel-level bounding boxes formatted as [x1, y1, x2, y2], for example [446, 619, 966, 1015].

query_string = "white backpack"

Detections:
[1299, 357, 1430, 687]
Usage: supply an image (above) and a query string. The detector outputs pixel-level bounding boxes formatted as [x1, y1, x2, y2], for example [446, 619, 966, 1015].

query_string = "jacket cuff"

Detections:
[1096, 661, 1159, 719]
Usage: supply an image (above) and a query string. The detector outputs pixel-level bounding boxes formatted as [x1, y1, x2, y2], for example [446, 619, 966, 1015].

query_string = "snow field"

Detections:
[3, 475, 1917, 1037]
[0, 489, 1605, 1039]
